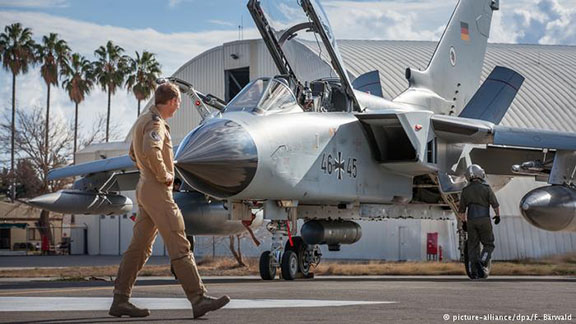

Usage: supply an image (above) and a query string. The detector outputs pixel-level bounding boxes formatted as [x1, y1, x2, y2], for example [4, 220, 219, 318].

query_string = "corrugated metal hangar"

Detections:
[76, 39, 576, 261]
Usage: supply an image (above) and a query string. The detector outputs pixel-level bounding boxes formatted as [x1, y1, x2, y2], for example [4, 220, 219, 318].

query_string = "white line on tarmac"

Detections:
[0, 297, 395, 312]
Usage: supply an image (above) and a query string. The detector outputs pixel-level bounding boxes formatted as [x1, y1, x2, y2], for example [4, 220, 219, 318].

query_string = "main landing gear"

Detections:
[259, 220, 321, 280]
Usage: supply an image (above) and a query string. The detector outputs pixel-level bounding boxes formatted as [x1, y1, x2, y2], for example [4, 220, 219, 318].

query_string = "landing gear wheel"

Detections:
[285, 237, 313, 278]
[259, 251, 276, 280]
[281, 250, 298, 280]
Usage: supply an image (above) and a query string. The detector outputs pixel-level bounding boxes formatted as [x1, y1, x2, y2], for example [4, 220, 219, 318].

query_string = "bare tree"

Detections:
[76, 113, 123, 152]
[0, 162, 43, 199]
[0, 107, 72, 244]
[228, 234, 248, 267]
[14, 159, 44, 198]
[0, 107, 73, 191]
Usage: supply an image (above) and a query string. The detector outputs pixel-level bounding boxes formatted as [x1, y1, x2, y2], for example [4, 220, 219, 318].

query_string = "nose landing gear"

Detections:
[259, 220, 321, 280]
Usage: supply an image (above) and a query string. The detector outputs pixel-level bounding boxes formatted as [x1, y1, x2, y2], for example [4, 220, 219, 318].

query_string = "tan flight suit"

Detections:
[114, 105, 207, 301]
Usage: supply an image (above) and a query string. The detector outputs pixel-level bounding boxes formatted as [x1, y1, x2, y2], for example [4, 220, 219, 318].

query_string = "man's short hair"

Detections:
[155, 82, 180, 105]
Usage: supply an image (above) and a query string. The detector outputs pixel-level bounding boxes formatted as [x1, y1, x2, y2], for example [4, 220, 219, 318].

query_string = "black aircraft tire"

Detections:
[259, 251, 276, 280]
[285, 236, 313, 278]
[281, 250, 298, 281]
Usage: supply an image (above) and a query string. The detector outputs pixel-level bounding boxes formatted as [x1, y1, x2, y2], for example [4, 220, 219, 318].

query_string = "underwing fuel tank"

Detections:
[174, 191, 263, 236]
[26, 190, 133, 215]
[520, 185, 576, 232]
[301, 220, 362, 250]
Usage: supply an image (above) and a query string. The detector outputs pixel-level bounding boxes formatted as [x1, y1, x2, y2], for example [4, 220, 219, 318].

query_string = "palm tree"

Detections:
[126, 51, 161, 117]
[0, 23, 37, 202]
[62, 53, 94, 164]
[37, 33, 70, 186]
[93, 41, 128, 142]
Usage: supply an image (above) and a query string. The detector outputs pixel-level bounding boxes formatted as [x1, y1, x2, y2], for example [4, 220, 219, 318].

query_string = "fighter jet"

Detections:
[29, 0, 576, 280]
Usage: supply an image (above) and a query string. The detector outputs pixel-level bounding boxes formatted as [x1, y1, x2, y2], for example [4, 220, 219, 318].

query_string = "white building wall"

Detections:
[193, 219, 459, 261]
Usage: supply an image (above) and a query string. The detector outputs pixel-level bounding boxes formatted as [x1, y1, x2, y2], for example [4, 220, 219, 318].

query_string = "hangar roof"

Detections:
[140, 39, 576, 141]
[331, 40, 576, 132]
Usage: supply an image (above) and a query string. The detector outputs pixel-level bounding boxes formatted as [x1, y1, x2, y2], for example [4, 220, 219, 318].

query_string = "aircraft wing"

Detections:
[358, 110, 576, 185]
[49, 143, 183, 182]
[432, 115, 576, 151]
[48, 155, 136, 181]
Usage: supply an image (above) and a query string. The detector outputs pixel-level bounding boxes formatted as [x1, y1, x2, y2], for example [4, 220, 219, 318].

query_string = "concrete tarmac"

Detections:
[0, 276, 574, 324]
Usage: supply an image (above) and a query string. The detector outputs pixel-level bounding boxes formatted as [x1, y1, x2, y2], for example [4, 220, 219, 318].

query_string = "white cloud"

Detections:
[521, 0, 576, 45]
[0, 10, 256, 146]
[319, 1, 466, 41]
[167, 0, 196, 8]
[168, 0, 182, 8]
[208, 19, 237, 27]
[0, 0, 68, 8]
[321, 0, 576, 45]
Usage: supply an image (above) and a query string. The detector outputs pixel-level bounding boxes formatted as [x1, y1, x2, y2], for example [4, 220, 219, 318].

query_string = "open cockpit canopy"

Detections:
[248, 0, 360, 111]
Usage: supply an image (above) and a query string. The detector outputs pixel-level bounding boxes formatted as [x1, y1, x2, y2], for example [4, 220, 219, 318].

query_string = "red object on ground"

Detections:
[427, 232, 438, 255]
[41, 234, 49, 253]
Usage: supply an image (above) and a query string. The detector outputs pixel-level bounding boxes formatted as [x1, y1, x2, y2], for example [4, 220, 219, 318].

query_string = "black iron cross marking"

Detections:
[335, 152, 345, 180]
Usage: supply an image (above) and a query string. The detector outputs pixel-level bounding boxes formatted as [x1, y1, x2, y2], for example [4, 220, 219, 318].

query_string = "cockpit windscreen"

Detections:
[258, 0, 337, 82]
[225, 77, 298, 114]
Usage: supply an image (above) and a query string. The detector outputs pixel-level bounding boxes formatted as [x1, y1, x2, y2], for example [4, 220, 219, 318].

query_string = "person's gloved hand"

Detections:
[493, 216, 501, 225]
[462, 222, 468, 232]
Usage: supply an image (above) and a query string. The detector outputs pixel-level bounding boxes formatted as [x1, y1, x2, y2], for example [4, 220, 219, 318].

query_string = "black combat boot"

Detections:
[108, 294, 150, 317]
[191, 295, 231, 319]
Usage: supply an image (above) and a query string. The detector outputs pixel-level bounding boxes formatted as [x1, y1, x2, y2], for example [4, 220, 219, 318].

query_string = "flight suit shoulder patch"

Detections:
[150, 130, 162, 142]
[142, 119, 165, 151]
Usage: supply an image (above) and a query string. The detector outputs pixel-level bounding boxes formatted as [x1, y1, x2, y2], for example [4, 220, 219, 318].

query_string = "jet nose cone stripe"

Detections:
[175, 119, 258, 198]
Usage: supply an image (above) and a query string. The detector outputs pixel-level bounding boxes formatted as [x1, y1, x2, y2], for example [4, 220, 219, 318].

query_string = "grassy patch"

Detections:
[1, 255, 574, 280]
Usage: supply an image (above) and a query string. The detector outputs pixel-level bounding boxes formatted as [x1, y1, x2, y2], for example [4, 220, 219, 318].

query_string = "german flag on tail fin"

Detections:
[461, 22, 470, 41]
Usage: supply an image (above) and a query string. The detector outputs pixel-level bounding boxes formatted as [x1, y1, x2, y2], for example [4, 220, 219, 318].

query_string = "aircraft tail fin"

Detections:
[394, 0, 499, 115]
[459, 66, 524, 124]
[352, 70, 383, 98]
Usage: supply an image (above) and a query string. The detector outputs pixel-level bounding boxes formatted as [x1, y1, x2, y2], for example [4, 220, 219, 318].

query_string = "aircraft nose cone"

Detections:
[175, 119, 258, 198]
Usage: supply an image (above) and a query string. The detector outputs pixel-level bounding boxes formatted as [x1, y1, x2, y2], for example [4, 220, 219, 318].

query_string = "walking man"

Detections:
[109, 82, 230, 318]
[458, 164, 501, 279]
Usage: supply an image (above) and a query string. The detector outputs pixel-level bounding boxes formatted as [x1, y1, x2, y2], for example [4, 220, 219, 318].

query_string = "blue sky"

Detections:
[0, 0, 253, 33]
[1, 0, 576, 154]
